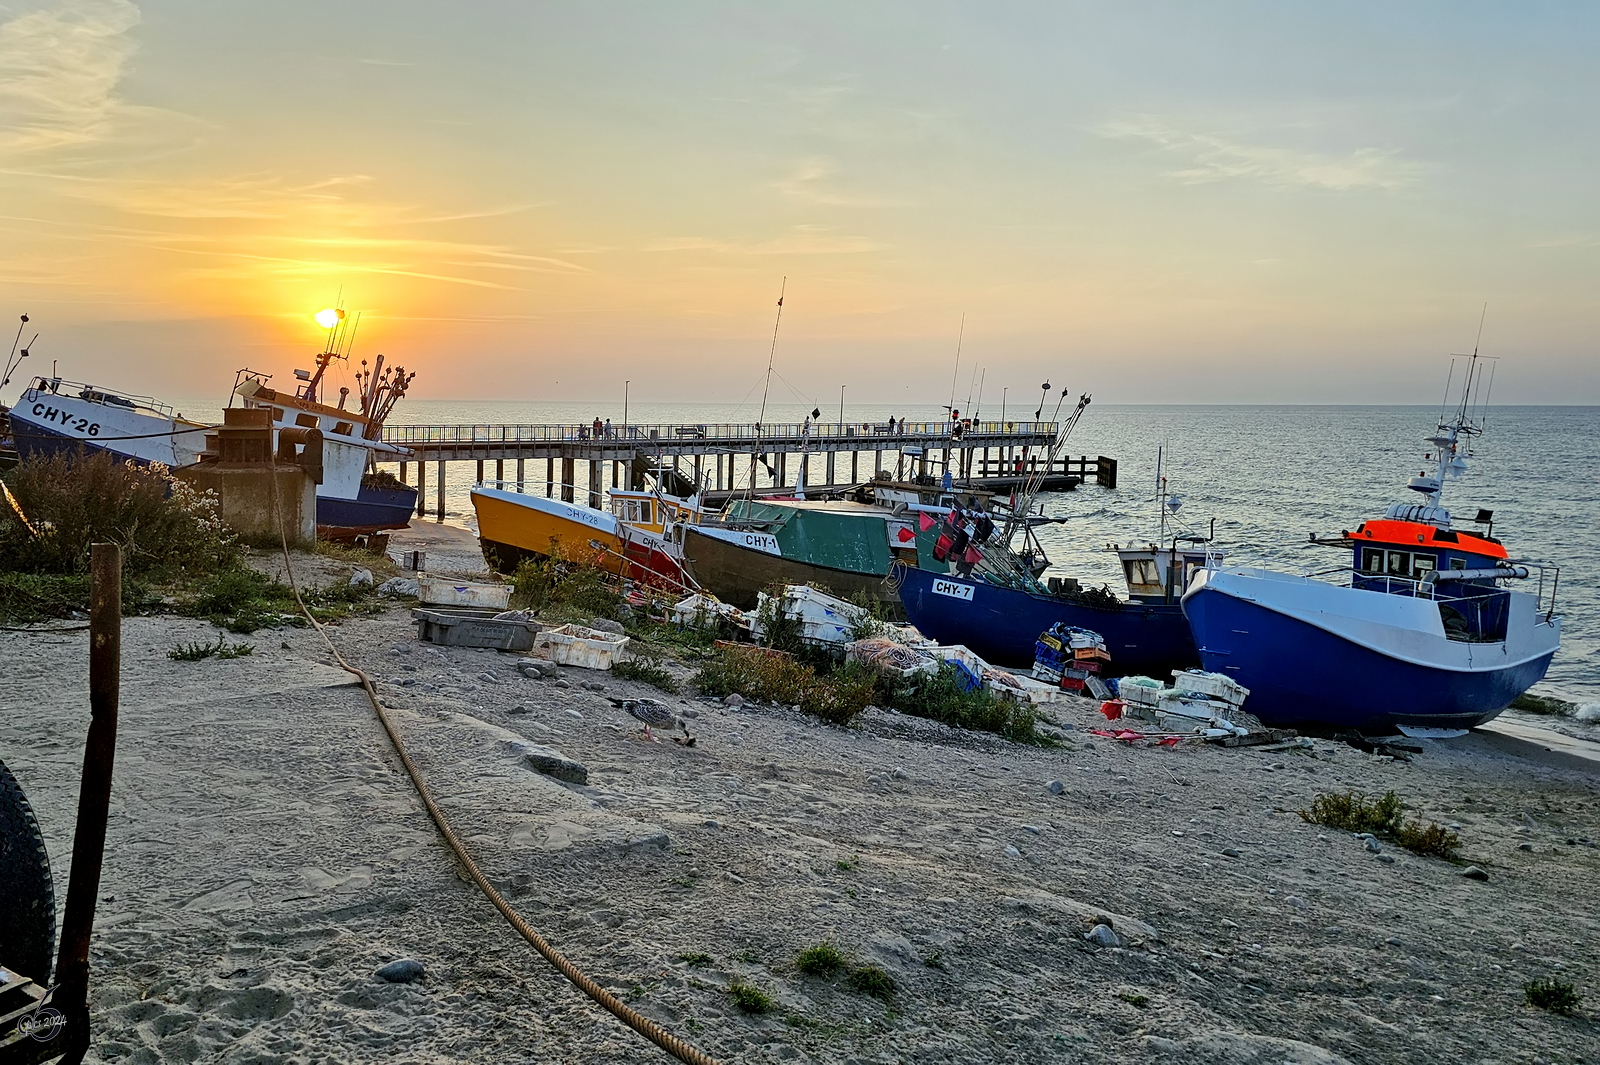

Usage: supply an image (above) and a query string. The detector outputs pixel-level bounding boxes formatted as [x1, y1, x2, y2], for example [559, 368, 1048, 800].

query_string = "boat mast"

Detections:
[747, 279, 785, 505]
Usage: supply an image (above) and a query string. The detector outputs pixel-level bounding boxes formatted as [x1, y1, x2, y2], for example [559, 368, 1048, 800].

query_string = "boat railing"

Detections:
[25, 376, 176, 418]
[1314, 562, 1562, 637]
[385, 420, 1057, 446]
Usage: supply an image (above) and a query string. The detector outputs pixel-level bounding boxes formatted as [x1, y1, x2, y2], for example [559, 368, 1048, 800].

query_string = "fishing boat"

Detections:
[8, 375, 211, 467]
[895, 396, 1215, 674]
[471, 480, 697, 590]
[1181, 354, 1561, 734]
[676, 497, 920, 610]
[231, 326, 418, 537]
[895, 531, 1212, 673]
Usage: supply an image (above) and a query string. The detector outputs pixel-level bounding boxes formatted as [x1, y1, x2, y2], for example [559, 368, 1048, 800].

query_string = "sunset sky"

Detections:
[1, 1, 1596, 405]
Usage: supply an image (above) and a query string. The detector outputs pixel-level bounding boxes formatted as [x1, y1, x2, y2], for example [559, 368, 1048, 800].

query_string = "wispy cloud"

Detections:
[1100, 116, 1420, 190]
[0, 0, 141, 153]
[648, 225, 884, 256]
[771, 158, 908, 208]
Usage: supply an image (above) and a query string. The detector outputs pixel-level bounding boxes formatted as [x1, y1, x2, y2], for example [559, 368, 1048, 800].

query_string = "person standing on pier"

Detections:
[604, 418, 612, 438]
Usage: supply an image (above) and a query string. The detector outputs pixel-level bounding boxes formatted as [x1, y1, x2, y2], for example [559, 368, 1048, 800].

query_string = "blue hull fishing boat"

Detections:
[895, 397, 1212, 675]
[896, 564, 1199, 674]
[1183, 353, 1561, 734]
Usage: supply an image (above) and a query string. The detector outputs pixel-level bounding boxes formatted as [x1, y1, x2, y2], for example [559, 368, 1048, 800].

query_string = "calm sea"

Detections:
[175, 396, 1599, 704]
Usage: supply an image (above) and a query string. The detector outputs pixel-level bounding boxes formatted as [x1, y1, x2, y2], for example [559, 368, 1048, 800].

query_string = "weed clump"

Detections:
[846, 965, 896, 1001]
[1300, 790, 1460, 859]
[880, 663, 1038, 742]
[507, 555, 621, 616]
[168, 634, 254, 661]
[1523, 977, 1581, 1014]
[727, 980, 772, 1013]
[677, 952, 713, 967]
[794, 942, 847, 976]
[612, 658, 680, 693]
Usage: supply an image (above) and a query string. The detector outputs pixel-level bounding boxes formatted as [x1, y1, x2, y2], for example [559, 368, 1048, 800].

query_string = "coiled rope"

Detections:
[266, 473, 721, 1065]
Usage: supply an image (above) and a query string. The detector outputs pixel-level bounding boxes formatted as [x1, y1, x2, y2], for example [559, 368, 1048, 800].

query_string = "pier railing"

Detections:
[383, 419, 1057, 446]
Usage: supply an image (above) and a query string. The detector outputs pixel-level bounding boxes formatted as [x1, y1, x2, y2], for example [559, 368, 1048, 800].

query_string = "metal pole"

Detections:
[839, 384, 844, 424]
[53, 542, 122, 1063]
[623, 380, 629, 430]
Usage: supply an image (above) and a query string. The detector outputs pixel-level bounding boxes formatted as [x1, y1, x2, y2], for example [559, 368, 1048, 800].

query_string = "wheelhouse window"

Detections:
[1123, 558, 1162, 585]
[1361, 549, 1384, 573]
[1386, 550, 1410, 577]
[294, 413, 318, 428]
[270, 407, 285, 422]
[332, 421, 354, 436]
[1411, 553, 1437, 580]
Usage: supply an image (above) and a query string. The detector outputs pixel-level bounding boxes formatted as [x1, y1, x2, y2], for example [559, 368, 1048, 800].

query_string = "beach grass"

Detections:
[1300, 789, 1461, 859]
[1523, 977, 1581, 1014]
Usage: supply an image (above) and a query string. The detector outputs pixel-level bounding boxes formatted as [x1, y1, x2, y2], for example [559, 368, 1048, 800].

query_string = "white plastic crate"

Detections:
[1171, 669, 1250, 705]
[416, 577, 513, 610]
[536, 624, 631, 670]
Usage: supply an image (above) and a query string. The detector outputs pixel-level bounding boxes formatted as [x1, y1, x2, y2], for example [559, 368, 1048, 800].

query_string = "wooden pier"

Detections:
[379, 418, 1116, 518]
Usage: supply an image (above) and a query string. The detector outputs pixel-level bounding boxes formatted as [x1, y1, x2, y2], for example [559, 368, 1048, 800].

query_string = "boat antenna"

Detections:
[972, 367, 986, 422]
[946, 314, 964, 415]
[1154, 443, 1164, 540]
[2, 314, 36, 391]
[748, 278, 785, 502]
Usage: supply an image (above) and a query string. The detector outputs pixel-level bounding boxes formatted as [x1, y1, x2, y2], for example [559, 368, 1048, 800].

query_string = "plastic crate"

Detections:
[413, 608, 540, 651]
[416, 577, 513, 610]
[1171, 669, 1250, 705]
[536, 624, 632, 670]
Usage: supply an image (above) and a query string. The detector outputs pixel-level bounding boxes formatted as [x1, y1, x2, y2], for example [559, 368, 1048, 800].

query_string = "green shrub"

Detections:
[677, 952, 713, 967]
[1300, 790, 1404, 835]
[694, 645, 874, 727]
[794, 942, 847, 976]
[0, 453, 238, 577]
[1523, 977, 1581, 1014]
[1300, 790, 1460, 859]
[727, 980, 772, 1013]
[880, 663, 1038, 742]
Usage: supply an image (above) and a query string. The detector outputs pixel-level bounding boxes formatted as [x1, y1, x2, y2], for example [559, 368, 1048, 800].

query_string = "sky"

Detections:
[0, 0, 1597, 406]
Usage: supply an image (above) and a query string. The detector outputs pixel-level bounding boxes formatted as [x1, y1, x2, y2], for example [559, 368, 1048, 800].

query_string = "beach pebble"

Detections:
[554, 680, 572, 689]
[1085, 924, 1120, 949]
[1517, 842, 1533, 852]
[723, 694, 745, 707]
[589, 617, 626, 635]
[1222, 848, 1240, 858]
[375, 959, 425, 983]
[1285, 896, 1309, 912]
[681, 707, 698, 719]
[349, 568, 375, 589]
[390, 643, 412, 654]
[1385, 937, 1403, 947]
[1376, 854, 1395, 864]
[580, 681, 607, 692]
[1364, 838, 1383, 853]
[564, 708, 582, 719]
[377, 577, 418, 597]
[1460, 865, 1489, 881]
[477, 671, 500, 684]
[1045, 780, 1065, 795]
[891, 767, 907, 780]
[516, 659, 555, 678]
[1004, 845, 1022, 859]
[522, 745, 589, 784]
[508, 704, 531, 715]
[399, 678, 416, 687]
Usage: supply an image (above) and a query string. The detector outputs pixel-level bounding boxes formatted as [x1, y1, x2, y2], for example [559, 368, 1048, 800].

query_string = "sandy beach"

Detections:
[2, 528, 1597, 1065]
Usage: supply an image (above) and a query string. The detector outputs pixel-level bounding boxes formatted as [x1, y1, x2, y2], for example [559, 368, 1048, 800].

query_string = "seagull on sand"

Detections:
[608, 697, 692, 743]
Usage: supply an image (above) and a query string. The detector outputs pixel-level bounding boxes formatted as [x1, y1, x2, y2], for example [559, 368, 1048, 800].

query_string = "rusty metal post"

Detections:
[52, 542, 121, 1063]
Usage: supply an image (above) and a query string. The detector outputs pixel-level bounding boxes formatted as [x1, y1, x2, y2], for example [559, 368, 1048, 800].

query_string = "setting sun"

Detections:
[313, 308, 343, 330]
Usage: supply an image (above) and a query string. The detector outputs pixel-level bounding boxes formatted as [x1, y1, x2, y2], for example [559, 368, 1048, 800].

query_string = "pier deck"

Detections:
[378, 419, 1115, 517]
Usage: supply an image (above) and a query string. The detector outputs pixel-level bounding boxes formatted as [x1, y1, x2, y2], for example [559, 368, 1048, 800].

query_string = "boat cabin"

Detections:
[1336, 518, 1515, 642]
[1110, 542, 1220, 603]
[859, 479, 999, 515]
[608, 489, 703, 535]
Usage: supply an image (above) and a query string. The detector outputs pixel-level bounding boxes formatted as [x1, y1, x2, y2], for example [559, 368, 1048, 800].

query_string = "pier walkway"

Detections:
[379, 419, 1116, 517]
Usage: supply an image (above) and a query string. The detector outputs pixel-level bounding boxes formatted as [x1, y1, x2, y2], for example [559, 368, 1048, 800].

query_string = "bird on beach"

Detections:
[608, 697, 692, 744]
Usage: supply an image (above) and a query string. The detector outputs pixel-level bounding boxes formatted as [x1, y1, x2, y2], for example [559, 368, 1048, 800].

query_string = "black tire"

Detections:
[0, 755, 55, 985]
